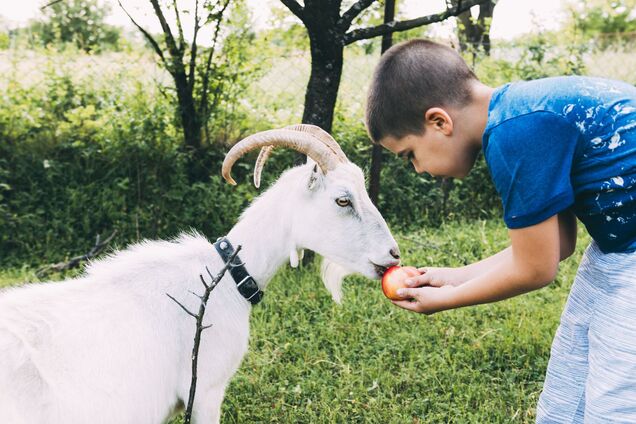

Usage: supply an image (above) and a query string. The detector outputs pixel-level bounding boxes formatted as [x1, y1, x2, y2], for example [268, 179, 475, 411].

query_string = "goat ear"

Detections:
[307, 162, 324, 191]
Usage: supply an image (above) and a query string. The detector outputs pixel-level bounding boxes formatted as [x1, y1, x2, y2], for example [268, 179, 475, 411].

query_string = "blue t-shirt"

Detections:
[483, 76, 636, 253]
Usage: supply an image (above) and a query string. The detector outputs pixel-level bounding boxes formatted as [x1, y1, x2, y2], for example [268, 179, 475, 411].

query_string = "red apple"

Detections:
[381, 266, 420, 300]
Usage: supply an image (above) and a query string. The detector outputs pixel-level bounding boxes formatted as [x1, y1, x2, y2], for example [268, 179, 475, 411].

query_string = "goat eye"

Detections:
[335, 197, 351, 207]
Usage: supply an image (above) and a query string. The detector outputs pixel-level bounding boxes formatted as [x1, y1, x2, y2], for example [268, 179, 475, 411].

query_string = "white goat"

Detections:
[0, 125, 399, 424]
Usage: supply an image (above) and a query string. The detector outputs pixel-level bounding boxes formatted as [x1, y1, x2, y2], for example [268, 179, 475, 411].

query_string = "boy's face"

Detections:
[381, 133, 438, 175]
[379, 107, 475, 178]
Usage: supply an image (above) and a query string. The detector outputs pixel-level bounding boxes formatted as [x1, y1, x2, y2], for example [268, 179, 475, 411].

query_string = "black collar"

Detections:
[214, 237, 263, 305]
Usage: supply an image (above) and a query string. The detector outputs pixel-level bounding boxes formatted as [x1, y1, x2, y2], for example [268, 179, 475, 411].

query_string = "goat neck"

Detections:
[225, 168, 300, 288]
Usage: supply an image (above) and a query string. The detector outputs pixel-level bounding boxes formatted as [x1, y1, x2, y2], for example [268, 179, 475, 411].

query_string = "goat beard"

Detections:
[320, 258, 352, 304]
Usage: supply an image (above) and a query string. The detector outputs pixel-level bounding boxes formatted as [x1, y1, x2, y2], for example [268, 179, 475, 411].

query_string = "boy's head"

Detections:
[365, 39, 481, 177]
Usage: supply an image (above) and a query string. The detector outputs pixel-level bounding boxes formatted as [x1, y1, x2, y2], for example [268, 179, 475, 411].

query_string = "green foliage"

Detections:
[474, 35, 586, 85]
[569, 0, 636, 38]
[0, 31, 9, 50]
[0, 53, 259, 266]
[29, 0, 122, 52]
[200, 1, 264, 144]
[2, 24, 632, 266]
[257, 5, 309, 54]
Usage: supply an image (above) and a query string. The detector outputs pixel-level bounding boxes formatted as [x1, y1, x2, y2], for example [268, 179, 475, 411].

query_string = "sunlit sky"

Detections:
[0, 0, 569, 42]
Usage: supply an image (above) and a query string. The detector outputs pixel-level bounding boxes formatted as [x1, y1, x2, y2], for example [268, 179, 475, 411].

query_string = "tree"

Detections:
[451, 0, 496, 55]
[119, 0, 231, 153]
[33, 0, 121, 52]
[368, 0, 394, 205]
[279, 0, 489, 134]
[279, 0, 490, 206]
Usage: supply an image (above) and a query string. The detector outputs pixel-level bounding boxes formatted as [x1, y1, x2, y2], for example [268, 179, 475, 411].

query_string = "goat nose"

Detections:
[390, 247, 400, 260]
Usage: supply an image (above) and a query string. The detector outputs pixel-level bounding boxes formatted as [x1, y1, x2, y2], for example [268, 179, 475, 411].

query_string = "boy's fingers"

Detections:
[391, 299, 420, 312]
[396, 287, 418, 299]
[405, 274, 430, 287]
[428, 279, 444, 287]
[417, 267, 428, 273]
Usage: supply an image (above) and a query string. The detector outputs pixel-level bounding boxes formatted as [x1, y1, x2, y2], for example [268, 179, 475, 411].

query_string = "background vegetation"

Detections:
[1, 0, 635, 421]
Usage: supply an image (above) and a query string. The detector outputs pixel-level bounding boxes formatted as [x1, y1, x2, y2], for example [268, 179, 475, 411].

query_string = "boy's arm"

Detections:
[407, 210, 577, 288]
[394, 215, 562, 314]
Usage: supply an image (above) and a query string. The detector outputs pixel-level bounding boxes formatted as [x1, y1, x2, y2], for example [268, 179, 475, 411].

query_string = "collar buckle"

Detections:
[214, 237, 263, 305]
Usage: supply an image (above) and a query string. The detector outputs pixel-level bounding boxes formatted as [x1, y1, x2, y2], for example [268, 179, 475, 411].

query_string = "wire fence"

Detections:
[1, 35, 635, 133]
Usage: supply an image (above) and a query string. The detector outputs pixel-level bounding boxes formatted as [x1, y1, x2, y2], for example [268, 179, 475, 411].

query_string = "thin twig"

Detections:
[167, 245, 242, 424]
[187, 0, 201, 90]
[200, 0, 231, 129]
[118, 0, 169, 69]
[280, 0, 305, 22]
[36, 231, 118, 278]
[337, 0, 376, 31]
[41, 0, 63, 10]
[173, 0, 186, 52]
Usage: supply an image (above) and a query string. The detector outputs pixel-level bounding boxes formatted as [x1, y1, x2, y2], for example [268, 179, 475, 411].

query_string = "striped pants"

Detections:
[537, 242, 636, 423]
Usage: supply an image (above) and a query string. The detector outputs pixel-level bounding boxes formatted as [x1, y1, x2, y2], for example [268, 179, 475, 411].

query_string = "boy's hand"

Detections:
[391, 285, 456, 315]
[392, 215, 563, 315]
[405, 267, 466, 288]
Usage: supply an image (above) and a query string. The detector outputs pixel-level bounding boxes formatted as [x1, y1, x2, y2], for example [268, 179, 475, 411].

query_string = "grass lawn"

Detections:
[0, 219, 588, 423]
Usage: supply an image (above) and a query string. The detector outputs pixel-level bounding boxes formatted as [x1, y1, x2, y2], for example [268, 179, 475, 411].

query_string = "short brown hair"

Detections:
[365, 39, 477, 143]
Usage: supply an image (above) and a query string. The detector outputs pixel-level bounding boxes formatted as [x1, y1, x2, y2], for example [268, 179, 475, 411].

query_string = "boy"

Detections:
[366, 39, 636, 423]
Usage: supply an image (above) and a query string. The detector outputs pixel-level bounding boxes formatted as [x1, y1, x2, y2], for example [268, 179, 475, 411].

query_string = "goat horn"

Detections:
[251, 125, 346, 188]
[222, 129, 340, 185]
[285, 124, 348, 163]
[253, 145, 274, 188]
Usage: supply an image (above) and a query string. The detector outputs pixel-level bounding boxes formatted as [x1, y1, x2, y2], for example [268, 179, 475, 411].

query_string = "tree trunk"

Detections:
[368, 0, 395, 205]
[302, 32, 344, 133]
[298, 2, 343, 264]
[172, 70, 201, 152]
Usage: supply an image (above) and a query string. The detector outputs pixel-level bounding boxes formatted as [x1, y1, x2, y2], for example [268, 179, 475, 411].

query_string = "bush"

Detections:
[0, 33, 615, 266]
[0, 59, 258, 266]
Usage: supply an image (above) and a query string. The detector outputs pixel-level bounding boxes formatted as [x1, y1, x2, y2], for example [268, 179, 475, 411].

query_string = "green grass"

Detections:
[1, 220, 589, 423]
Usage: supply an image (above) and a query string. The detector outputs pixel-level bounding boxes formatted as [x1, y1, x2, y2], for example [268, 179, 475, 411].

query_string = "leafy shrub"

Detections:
[29, 0, 121, 53]
[0, 34, 618, 265]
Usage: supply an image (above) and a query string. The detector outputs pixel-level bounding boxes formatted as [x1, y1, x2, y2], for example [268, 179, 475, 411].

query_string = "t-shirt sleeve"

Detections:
[484, 111, 579, 229]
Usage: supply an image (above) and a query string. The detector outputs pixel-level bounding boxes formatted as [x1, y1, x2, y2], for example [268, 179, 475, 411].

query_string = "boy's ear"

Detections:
[425, 108, 453, 135]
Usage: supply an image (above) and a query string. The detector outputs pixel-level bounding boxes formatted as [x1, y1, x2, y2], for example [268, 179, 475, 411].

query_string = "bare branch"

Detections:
[41, 0, 63, 10]
[188, 0, 201, 90]
[149, 0, 181, 58]
[188, 290, 205, 301]
[280, 0, 305, 23]
[118, 1, 169, 68]
[199, 0, 230, 125]
[199, 273, 210, 290]
[173, 0, 186, 52]
[36, 231, 118, 278]
[175, 245, 243, 424]
[343, 0, 487, 45]
[166, 293, 198, 318]
[338, 0, 376, 31]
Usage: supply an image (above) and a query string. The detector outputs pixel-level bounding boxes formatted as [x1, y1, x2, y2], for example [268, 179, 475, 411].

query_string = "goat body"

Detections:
[0, 163, 398, 424]
[0, 233, 251, 423]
